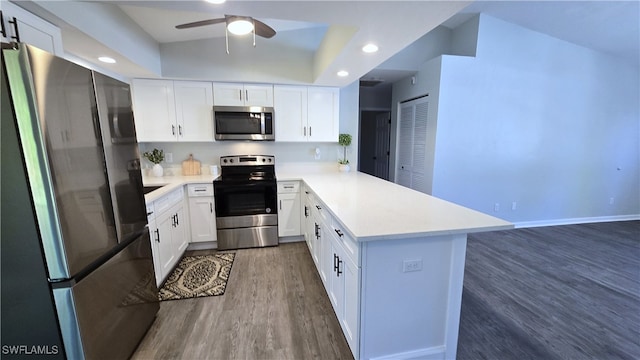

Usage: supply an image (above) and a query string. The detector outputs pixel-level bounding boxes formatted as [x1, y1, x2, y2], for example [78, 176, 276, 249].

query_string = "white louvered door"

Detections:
[396, 96, 430, 194]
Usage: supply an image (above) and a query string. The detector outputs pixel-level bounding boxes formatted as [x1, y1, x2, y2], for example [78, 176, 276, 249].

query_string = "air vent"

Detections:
[359, 79, 385, 87]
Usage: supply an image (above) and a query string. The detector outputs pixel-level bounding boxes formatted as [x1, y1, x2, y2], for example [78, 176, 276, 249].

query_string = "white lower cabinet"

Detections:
[304, 186, 360, 360]
[277, 181, 301, 237]
[187, 184, 216, 243]
[147, 187, 187, 286]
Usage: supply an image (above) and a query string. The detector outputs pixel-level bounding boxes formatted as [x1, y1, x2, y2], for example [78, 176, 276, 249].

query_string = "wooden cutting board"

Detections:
[182, 154, 201, 176]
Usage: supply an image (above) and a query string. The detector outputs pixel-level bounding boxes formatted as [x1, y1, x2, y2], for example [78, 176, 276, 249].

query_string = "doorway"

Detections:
[358, 110, 391, 180]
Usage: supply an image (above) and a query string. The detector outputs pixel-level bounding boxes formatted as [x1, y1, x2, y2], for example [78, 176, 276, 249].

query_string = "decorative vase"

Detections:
[152, 163, 163, 177]
[339, 164, 350, 173]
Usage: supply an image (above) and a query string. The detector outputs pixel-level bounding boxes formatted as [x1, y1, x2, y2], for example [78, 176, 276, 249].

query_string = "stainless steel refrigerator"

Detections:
[1, 44, 158, 359]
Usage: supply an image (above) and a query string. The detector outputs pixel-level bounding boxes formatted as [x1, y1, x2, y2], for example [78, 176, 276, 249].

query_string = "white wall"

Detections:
[422, 14, 639, 224]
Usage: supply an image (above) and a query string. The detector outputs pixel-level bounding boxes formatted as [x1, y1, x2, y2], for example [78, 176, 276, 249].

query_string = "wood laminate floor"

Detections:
[457, 220, 640, 360]
[133, 221, 639, 360]
[132, 242, 353, 360]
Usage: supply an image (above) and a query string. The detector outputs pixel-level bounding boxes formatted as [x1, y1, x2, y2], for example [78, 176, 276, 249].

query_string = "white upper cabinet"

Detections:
[274, 86, 339, 142]
[174, 81, 214, 142]
[213, 82, 273, 107]
[307, 87, 339, 142]
[2, 2, 64, 56]
[274, 85, 308, 142]
[132, 79, 176, 142]
[132, 79, 214, 142]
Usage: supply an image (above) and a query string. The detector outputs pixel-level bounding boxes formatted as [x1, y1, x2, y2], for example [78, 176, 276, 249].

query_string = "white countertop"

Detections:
[278, 171, 513, 241]
[144, 171, 513, 242]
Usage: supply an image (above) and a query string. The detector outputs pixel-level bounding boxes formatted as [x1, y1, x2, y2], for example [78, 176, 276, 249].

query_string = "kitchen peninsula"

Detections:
[143, 169, 512, 360]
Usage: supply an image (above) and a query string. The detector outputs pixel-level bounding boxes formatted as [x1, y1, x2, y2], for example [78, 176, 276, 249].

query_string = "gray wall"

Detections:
[392, 14, 640, 225]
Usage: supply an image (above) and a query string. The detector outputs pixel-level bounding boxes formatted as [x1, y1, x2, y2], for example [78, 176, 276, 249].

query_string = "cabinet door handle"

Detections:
[279, 200, 282, 210]
[309, 126, 312, 137]
[0, 11, 7, 38]
[245, 89, 248, 101]
[315, 205, 321, 210]
[333, 253, 338, 272]
[171, 214, 176, 227]
[194, 189, 206, 192]
[210, 203, 213, 213]
[172, 125, 176, 135]
[303, 127, 306, 136]
[239, 89, 242, 101]
[179, 125, 183, 136]
[155, 229, 160, 242]
[304, 206, 309, 218]
[175, 213, 179, 226]
[284, 185, 294, 189]
[8, 16, 20, 42]
[334, 229, 344, 237]
[314, 223, 319, 239]
[147, 211, 154, 216]
[337, 257, 343, 277]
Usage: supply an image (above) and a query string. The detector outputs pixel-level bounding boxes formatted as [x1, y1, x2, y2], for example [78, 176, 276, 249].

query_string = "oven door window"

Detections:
[214, 182, 277, 217]
[215, 112, 262, 135]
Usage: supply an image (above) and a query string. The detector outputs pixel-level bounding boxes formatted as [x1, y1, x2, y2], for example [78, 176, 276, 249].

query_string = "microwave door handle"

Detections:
[260, 113, 266, 135]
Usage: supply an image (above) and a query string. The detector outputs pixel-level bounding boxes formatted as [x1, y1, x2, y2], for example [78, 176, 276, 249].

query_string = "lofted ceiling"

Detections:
[10, 0, 639, 87]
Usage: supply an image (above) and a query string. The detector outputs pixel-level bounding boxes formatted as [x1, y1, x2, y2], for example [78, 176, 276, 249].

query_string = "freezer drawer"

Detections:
[53, 231, 159, 359]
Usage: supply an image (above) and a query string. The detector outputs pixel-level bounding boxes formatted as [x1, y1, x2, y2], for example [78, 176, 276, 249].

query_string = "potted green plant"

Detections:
[143, 148, 165, 177]
[338, 133, 352, 172]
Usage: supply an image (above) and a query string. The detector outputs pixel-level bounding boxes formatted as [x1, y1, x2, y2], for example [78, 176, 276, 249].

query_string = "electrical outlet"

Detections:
[403, 259, 422, 273]
[165, 152, 173, 163]
[512, 202, 517, 211]
[609, 197, 615, 205]
[494, 203, 500, 212]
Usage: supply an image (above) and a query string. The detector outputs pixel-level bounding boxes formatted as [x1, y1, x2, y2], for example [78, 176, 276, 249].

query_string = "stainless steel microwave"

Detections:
[214, 106, 275, 141]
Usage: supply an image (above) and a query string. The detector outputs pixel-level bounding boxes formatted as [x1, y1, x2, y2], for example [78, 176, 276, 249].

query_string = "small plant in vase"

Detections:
[143, 148, 165, 177]
[338, 133, 352, 172]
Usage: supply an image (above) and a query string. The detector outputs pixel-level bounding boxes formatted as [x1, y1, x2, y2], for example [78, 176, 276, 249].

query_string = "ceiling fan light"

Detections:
[227, 19, 254, 35]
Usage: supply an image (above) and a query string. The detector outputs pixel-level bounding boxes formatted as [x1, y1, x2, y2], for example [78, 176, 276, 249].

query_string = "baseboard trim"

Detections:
[278, 236, 304, 244]
[514, 215, 640, 229]
[369, 345, 446, 360]
[186, 241, 217, 251]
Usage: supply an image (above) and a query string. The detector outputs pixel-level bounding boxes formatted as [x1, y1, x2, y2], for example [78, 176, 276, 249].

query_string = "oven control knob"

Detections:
[229, 159, 234, 163]
[262, 158, 266, 162]
[268, 158, 272, 162]
[223, 159, 227, 163]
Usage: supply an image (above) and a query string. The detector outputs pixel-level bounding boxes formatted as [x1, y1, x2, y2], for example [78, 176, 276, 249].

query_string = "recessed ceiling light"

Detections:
[98, 56, 116, 64]
[205, 0, 226, 4]
[227, 19, 254, 36]
[337, 70, 349, 77]
[362, 43, 379, 53]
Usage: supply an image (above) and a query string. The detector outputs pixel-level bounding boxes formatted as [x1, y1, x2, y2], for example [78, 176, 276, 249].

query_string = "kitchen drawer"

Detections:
[187, 183, 214, 197]
[154, 187, 184, 215]
[313, 198, 331, 225]
[277, 181, 300, 193]
[332, 218, 360, 266]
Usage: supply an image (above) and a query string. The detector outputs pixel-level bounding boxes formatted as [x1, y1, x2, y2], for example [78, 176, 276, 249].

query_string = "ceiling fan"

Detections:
[176, 15, 276, 54]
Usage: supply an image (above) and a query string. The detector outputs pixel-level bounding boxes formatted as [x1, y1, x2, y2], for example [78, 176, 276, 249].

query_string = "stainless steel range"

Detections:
[214, 155, 278, 250]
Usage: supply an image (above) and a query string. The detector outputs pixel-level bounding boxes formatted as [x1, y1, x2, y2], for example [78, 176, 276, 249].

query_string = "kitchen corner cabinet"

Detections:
[1, 2, 64, 56]
[213, 82, 273, 107]
[187, 184, 217, 242]
[132, 79, 213, 142]
[277, 181, 302, 237]
[147, 187, 187, 286]
[273, 85, 339, 142]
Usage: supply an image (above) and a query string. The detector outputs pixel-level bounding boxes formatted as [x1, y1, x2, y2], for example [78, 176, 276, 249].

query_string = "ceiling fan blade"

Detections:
[253, 19, 276, 38]
[175, 18, 226, 29]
